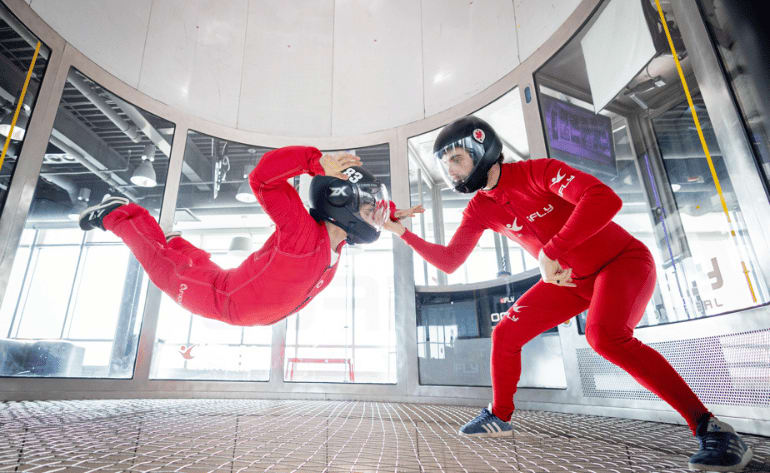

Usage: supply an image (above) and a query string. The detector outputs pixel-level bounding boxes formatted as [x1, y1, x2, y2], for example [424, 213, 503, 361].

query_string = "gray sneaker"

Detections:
[689, 416, 753, 471]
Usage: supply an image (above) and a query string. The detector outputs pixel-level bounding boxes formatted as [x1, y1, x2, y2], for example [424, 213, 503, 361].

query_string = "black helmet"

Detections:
[433, 116, 502, 193]
[309, 166, 390, 245]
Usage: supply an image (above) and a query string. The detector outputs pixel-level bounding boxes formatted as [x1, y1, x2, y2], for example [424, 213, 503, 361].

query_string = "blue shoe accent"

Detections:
[458, 405, 512, 437]
[689, 416, 753, 471]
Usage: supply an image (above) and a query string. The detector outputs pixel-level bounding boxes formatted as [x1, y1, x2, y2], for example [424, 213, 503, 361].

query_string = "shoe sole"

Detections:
[165, 232, 182, 242]
[688, 446, 753, 471]
[457, 429, 513, 438]
[79, 197, 129, 230]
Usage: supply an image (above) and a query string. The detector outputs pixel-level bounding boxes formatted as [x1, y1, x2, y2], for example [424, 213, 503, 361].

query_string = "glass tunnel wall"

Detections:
[150, 132, 273, 381]
[0, 0, 769, 436]
[0, 64, 175, 378]
[534, 0, 769, 332]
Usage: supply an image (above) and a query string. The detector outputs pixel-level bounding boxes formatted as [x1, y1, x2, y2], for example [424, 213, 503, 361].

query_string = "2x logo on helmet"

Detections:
[329, 186, 348, 197]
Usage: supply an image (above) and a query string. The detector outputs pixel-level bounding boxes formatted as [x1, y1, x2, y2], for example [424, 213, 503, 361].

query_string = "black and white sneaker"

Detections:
[689, 415, 753, 471]
[78, 196, 129, 231]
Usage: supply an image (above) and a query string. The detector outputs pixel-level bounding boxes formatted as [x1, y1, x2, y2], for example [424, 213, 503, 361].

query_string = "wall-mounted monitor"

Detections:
[540, 93, 617, 176]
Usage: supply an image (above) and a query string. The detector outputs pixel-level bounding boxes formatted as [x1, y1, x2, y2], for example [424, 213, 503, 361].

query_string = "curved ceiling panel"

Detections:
[28, 0, 582, 136]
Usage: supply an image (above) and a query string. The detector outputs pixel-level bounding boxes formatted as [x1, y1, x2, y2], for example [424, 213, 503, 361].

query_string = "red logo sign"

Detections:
[473, 128, 485, 143]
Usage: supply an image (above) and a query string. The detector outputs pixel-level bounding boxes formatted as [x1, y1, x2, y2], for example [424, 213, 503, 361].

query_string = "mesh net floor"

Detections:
[0, 399, 768, 472]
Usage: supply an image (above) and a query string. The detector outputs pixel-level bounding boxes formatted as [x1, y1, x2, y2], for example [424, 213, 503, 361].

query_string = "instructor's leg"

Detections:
[103, 204, 231, 322]
[491, 280, 588, 421]
[585, 247, 709, 434]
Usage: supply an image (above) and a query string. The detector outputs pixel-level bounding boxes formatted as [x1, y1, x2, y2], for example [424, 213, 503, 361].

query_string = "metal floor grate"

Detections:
[0, 399, 768, 472]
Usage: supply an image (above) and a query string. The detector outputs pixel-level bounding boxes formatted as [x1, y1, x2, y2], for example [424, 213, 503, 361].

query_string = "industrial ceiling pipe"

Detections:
[66, 70, 141, 143]
[0, 7, 49, 60]
[48, 134, 138, 201]
[111, 95, 172, 159]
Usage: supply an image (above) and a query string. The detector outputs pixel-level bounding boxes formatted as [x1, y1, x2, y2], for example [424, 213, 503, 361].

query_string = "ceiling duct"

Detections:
[48, 134, 138, 201]
[66, 70, 141, 143]
[111, 95, 171, 159]
[0, 7, 49, 60]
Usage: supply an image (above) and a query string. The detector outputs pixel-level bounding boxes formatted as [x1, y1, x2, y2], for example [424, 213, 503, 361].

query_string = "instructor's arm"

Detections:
[384, 207, 485, 274]
[534, 159, 623, 261]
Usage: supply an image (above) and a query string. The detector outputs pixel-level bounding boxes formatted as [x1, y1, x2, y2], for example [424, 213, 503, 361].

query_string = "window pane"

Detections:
[416, 273, 566, 388]
[67, 246, 131, 340]
[534, 0, 769, 331]
[0, 3, 51, 212]
[284, 144, 396, 384]
[407, 87, 530, 285]
[699, 0, 770, 196]
[0, 246, 29, 337]
[15, 245, 80, 339]
[652, 95, 768, 317]
[0, 68, 174, 378]
[149, 131, 272, 381]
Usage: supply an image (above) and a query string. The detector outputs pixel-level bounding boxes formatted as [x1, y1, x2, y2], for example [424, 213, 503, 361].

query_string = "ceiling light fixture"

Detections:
[0, 108, 28, 141]
[131, 144, 157, 187]
[228, 235, 253, 257]
[235, 165, 256, 203]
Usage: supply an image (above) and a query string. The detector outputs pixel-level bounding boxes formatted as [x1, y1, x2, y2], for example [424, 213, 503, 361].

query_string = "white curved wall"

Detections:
[28, 0, 581, 136]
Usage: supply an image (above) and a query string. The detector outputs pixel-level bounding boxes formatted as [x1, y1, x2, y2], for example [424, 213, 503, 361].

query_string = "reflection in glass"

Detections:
[0, 3, 50, 211]
[535, 0, 768, 331]
[417, 273, 566, 389]
[0, 68, 174, 377]
[652, 95, 768, 318]
[699, 0, 770, 195]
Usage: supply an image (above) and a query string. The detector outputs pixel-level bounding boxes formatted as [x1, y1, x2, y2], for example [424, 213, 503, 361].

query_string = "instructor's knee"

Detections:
[492, 317, 525, 349]
[585, 325, 630, 356]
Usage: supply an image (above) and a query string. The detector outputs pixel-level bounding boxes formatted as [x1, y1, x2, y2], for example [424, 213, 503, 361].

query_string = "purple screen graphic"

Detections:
[540, 94, 616, 176]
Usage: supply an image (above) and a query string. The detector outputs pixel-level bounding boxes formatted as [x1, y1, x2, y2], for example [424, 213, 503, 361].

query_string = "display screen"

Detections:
[541, 93, 617, 176]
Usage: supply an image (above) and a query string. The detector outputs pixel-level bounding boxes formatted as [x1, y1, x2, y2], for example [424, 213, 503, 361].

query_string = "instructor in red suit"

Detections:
[383, 116, 751, 472]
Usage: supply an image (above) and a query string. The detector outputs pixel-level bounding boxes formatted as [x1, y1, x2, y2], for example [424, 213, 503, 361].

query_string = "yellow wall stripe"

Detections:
[654, 0, 756, 302]
[0, 41, 42, 176]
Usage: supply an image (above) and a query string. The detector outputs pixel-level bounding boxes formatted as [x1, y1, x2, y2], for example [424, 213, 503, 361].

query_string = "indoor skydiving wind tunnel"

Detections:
[0, 0, 769, 471]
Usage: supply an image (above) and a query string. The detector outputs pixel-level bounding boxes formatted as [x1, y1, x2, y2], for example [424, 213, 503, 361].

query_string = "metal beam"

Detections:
[51, 107, 138, 200]
[181, 136, 212, 191]
[0, 52, 40, 107]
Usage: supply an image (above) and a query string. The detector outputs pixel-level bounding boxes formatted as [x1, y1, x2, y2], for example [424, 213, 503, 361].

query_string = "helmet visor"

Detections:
[356, 181, 390, 231]
[433, 136, 485, 189]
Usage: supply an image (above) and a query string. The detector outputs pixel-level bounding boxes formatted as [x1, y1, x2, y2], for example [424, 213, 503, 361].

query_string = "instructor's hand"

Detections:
[538, 249, 576, 287]
[320, 153, 361, 179]
[394, 205, 425, 220]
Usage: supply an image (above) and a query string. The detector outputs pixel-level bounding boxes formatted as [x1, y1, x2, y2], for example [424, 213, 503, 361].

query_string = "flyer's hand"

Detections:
[383, 219, 406, 236]
[394, 205, 425, 220]
[320, 153, 362, 179]
[538, 249, 576, 287]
